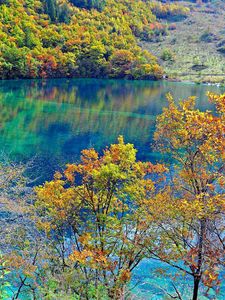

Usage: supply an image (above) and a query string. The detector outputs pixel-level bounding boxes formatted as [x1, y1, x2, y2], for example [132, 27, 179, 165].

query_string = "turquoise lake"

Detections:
[0, 78, 225, 299]
[0, 79, 224, 180]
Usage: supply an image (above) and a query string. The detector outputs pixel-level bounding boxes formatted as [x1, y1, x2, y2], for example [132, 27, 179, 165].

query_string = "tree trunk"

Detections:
[192, 219, 205, 300]
[192, 276, 200, 300]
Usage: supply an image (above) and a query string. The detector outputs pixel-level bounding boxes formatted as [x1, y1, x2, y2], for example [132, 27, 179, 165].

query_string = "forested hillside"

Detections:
[0, 0, 223, 81]
[0, 0, 189, 80]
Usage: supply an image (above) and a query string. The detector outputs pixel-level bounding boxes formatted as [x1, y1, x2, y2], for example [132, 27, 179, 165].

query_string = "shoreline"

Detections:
[164, 77, 224, 87]
[0, 76, 224, 87]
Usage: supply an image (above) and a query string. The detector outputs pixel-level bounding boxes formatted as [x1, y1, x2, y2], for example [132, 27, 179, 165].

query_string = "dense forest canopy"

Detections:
[0, 0, 190, 79]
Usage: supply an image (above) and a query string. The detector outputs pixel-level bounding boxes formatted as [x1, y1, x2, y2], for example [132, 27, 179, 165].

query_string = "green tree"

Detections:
[45, 0, 58, 22]
[0, 46, 28, 79]
[70, 0, 106, 11]
[77, 43, 108, 77]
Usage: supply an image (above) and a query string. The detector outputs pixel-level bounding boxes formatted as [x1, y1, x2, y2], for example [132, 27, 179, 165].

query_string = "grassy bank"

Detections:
[141, 1, 225, 84]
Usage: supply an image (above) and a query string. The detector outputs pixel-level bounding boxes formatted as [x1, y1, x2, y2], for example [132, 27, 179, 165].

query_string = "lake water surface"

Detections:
[1, 79, 224, 179]
[0, 79, 225, 298]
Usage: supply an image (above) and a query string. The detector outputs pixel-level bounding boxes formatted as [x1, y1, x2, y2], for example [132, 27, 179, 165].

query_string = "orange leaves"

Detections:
[36, 54, 58, 78]
[149, 22, 164, 31]
[218, 176, 225, 187]
[152, 92, 225, 296]
[203, 270, 220, 289]
[119, 269, 131, 283]
[81, 148, 99, 163]
[154, 93, 225, 172]
[146, 162, 168, 174]
[69, 249, 93, 265]
[35, 177, 80, 227]
[185, 247, 221, 289]
[207, 92, 225, 116]
[33, 136, 168, 292]
[109, 50, 136, 78]
[184, 248, 199, 271]
[69, 248, 111, 270]
[6, 252, 37, 278]
[78, 233, 92, 246]
[64, 164, 78, 182]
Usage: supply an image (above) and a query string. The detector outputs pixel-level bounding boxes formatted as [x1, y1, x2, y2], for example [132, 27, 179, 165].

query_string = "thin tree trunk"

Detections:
[192, 219, 206, 300]
[192, 276, 200, 300]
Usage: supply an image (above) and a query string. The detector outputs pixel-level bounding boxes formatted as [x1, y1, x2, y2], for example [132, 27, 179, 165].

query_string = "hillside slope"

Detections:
[0, 0, 193, 80]
[0, 0, 223, 82]
[142, 1, 225, 83]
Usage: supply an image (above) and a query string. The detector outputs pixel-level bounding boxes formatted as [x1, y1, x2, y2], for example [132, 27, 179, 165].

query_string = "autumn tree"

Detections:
[147, 93, 225, 299]
[0, 0, 167, 80]
[109, 50, 135, 79]
[35, 136, 166, 298]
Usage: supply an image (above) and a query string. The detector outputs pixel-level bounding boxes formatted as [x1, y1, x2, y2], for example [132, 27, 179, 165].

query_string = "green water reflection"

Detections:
[0, 79, 223, 166]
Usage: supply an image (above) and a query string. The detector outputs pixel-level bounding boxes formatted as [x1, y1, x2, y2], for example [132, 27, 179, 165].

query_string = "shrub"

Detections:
[161, 48, 175, 61]
[200, 31, 216, 43]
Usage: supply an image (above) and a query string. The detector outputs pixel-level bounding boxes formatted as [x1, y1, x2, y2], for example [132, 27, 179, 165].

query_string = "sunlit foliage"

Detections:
[35, 136, 167, 298]
[149, 92, 225, 299]
[0, 0, 189, 79]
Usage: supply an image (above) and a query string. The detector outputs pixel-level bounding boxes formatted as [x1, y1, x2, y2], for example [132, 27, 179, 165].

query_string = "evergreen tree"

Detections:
[45, 0, 57, 22]
[69, 0, 106, 11]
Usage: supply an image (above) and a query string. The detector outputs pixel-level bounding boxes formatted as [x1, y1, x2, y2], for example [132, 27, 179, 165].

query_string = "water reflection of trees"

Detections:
[0, 79, 222, 161]
[0, 79, 162, 111]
